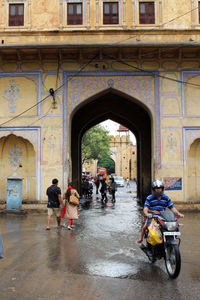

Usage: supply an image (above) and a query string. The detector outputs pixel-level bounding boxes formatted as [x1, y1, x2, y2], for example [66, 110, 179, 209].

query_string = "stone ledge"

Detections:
[0, 201, 200, 213]
[0, 209, 27, 215]
[0, 203, 47, 214]
[174, 202, 200, 212]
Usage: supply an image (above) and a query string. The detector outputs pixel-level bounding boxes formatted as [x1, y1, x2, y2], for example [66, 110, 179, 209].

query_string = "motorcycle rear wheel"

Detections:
[165, 244, 181, 279]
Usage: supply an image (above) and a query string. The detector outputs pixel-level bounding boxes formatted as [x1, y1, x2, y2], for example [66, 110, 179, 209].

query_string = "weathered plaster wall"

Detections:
[0, 0, 197, 32]
[110, 135, 137, 180]
[0, 133, 36, 201]
[0, 59, 200, 203]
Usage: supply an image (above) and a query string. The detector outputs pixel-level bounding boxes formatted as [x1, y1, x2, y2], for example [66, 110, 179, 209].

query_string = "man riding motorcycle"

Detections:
[137, 180, 184, 243]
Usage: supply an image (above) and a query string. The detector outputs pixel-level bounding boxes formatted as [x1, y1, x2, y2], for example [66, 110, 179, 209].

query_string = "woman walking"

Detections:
[63, 183, 80, 230]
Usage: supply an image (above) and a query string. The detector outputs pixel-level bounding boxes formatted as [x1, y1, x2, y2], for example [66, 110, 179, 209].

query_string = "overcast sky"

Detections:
[100, 119, 136, 145]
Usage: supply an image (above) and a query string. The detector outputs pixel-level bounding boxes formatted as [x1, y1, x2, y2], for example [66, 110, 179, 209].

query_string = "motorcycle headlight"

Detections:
[164, 222, 177, 231]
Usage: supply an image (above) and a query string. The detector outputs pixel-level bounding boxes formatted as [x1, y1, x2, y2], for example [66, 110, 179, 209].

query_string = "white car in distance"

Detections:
[114, 176, 125, 187]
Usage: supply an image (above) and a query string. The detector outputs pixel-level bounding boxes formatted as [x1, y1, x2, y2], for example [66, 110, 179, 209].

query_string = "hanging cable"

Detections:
[104, 53, 200, 88]
[0, 53, 99, 127]
[106, 6, 199, 47]
[1, 5, 199, 127]
[27, 104, 52, 127]
[0, 94, 51, 127]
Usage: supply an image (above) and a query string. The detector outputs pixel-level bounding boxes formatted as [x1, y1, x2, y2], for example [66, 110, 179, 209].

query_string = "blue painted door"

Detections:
[7, 179, 22, 211]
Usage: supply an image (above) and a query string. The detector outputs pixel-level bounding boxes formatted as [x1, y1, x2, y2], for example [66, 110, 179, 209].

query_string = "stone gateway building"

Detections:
[0, 1, 200, 206]
[82, 125, 137, 180]
[110, 125, 137, 180]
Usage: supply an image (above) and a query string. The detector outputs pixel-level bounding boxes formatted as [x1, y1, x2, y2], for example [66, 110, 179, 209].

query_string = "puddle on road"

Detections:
[85, 260, 139, 278]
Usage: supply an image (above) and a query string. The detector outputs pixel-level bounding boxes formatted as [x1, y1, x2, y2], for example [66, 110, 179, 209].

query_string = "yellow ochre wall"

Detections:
[110, 135, 137, 180]
[82, 135, 136, 180]
[0, 0, 194, 31]
[0, 1, 200, 203]
[0, 134, 36, 201]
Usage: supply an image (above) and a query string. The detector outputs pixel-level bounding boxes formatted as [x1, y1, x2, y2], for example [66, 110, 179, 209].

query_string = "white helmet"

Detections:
[152, 180, 164, 191]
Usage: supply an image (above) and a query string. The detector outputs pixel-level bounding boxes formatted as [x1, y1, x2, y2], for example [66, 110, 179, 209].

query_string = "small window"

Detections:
[103, 2, 119, 25]
[9, 4, 24, 26]
[67, 3, 82, 25]
[139, 2, 155, 24]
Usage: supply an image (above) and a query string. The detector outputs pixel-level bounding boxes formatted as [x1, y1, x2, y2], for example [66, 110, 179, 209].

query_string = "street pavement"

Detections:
[0, 183, 200, 300]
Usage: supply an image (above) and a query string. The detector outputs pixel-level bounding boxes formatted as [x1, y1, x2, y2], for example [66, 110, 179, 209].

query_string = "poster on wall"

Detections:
[163, 177, 182, 190]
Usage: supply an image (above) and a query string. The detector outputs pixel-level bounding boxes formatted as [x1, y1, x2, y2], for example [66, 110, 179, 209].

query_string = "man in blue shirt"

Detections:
[137, 180, 184, 243]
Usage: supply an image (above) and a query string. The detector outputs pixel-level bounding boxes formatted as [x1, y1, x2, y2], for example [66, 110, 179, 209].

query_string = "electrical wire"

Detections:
[83, 44, 200, 88]
[0, 53, 99, 127]
[77, 5, 200, 86]
[107, 6, 199, 46]
[1, 6, 200, 127]
[95, 5, 200, 61]
[79, 4, 199, 60]
[104, 53, 200, 88]
[0, 94, 51, 127]
[27, 104, 52, 127]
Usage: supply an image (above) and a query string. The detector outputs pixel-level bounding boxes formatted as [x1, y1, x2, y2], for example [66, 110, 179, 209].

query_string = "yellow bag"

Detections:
[147, 219, 163, 246]
[69, 194, 79, 206]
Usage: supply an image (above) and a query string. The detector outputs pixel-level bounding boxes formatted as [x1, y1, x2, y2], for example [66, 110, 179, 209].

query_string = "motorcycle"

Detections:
[140, 210, 181, 279]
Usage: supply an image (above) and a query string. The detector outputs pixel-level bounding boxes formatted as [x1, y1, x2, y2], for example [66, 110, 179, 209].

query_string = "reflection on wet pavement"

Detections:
[0, 183, 200, 299]
[76, 194, 143, 278]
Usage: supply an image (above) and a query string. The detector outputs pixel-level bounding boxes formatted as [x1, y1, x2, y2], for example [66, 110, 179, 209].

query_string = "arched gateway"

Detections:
[71, 88, 152, 202]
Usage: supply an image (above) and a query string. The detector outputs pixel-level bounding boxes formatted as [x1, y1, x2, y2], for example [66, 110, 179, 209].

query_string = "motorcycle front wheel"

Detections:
[164, 244, 181, 279]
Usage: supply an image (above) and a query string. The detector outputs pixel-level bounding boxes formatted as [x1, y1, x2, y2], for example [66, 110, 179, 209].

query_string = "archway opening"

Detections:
[81, 120, 136, 177]
[71, 89, 152, 202]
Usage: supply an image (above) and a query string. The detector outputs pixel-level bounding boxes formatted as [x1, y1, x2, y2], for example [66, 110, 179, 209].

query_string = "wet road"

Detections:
[0, 184, 200, 300]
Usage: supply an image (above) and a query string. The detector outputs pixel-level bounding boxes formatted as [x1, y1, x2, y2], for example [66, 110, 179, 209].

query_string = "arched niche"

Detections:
[0, 134, 36, 201]
[187, 138, 200, 201]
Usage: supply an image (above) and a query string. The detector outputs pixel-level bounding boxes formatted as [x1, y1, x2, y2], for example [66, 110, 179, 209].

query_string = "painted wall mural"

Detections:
[67, 75, 154, 113]
[3, 79, 20, 113]
[162, 131, 181, 163]
[63, 71, 161, 171]
[47, 135, 56, 155]
[0, 74, 41, 117]
[166, 134, 177, 155]
[42, 129, 62, 163]
[0, 129, 39, 200]
[8, 145, 23, 170]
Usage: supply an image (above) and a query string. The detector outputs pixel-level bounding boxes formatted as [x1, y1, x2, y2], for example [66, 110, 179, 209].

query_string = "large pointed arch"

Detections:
[71, 88, 153, 202]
